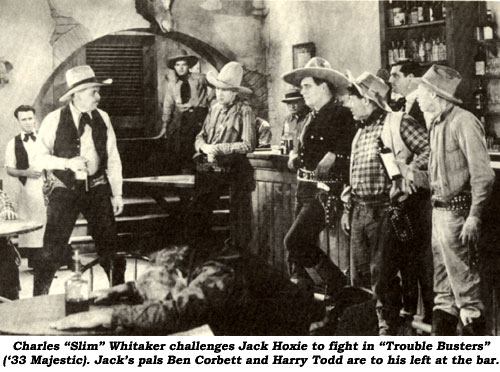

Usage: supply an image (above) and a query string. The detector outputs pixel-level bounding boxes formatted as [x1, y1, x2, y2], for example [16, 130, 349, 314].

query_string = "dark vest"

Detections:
[14, 135, 29, 186]
[52, 105, 108, 189]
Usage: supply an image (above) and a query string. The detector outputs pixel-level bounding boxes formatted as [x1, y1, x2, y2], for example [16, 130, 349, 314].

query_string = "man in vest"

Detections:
[389, 61, 434, 327]
[281, 57, 355, 297]
[33, 65, 126, 296]
[341, 72, 429, 335]
[416, 64, 495, 335]
[5, 105, 46, 267]
[163, 49, 209, 173]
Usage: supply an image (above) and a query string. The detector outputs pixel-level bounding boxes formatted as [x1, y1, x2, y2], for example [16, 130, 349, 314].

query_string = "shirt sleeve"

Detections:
[196, 74, 208, 107]
[400, 114, 430, 170]
[100, 110, 123, 197]
[4, 139, 16, 169]
[111, 263, 234, 333]
[162, 81, 176, 134]
[194, 106, 212, 152]
[453, 113, 495, 219]
[33, 110, 69, 171]
[215, 105, 256, 154]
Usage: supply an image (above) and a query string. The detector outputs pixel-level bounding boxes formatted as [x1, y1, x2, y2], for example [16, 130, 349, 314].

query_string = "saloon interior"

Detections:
[2, 0, 500, 336]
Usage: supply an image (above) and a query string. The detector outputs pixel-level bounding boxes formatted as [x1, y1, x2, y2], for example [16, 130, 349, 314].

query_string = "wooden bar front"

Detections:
[231, 152, 350, 278]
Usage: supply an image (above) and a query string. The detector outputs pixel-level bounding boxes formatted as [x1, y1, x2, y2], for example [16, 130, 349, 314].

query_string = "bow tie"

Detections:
[23, 133, 36, 142]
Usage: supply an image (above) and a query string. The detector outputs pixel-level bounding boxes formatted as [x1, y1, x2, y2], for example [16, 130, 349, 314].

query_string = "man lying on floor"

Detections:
[52, 242, 317, 335]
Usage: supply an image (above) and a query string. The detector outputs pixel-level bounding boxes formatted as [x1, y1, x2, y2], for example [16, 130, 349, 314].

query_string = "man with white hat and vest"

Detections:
[188, 61, 256, 254]
[342, 71, 429, 335]
[281, 57, 355, 300]
[416, 64, 495, 335]
[163, 49, 209, 173]
[33, 65, 126, 295]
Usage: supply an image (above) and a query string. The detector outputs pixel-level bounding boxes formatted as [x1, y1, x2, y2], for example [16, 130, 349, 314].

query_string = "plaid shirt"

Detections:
[194, 98, 256, 155]
[351, 110, 429, 198]
[0, 190, 15, 218]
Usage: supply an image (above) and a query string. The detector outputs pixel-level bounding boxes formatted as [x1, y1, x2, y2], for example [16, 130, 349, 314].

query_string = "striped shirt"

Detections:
[195, 97, 256, 155]
[351, 110, 430, 198]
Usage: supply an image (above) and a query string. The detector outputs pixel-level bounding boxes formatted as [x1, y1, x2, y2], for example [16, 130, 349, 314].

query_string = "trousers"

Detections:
[33, 184, 126, 296]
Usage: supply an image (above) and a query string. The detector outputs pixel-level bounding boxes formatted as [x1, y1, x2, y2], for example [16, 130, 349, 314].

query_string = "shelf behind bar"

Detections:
[387, 20, 446, 31]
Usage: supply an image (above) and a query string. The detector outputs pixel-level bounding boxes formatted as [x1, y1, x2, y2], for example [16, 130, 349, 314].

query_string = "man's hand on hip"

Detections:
[111, 195, 124, 216]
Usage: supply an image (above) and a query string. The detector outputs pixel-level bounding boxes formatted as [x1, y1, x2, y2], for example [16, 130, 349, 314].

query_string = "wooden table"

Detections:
[0, 219, 43, 238]
[0, 294, 108, 335]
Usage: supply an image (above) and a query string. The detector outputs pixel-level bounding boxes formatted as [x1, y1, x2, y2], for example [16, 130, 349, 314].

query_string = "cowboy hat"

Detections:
[59, 65, 112, 102]
[167, 49, 199, 70]
[346, 70, 392, 112]
[414, 64, 463, 105]
[207, 61, 252, 95]
[281, 57, 349, 95]
[282, 87, 304, 103]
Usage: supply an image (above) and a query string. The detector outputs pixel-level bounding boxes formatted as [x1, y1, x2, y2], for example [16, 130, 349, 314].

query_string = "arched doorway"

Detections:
[34, 28, 267, 177]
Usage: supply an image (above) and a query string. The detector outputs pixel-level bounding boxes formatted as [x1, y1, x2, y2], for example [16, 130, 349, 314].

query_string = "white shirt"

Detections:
[34, 103, 123, 196]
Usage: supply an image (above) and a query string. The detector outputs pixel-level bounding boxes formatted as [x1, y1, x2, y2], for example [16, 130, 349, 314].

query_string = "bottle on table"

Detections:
[65, 249, 89, 316]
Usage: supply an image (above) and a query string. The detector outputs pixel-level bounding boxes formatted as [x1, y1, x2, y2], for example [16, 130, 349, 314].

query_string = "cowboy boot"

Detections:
[431, 309, 458, 336]
[462, 316, 487, 336]
[304, 254, 346, 298]
[377, 307, 401, 336]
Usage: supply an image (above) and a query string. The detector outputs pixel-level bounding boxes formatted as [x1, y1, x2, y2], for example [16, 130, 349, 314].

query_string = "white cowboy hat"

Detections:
[207, 62, 252, 95]
[281, 57, 350, 95]
[59, 65, 112, 102]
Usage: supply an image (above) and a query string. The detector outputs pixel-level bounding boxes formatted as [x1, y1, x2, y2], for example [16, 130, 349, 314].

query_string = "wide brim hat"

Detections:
[346, 70, 392, 112]
[414, 64, 463, 105]
[281, 57, 349, 95]
[59, 65, 111, 102]
[207, 61, 252, 95]
[167, 49, 199, 70]
[282, 87, 304, 103]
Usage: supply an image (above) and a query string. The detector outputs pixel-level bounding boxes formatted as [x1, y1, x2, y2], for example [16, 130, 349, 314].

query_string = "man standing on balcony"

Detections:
[281, 57, 355, 298]
[33, 65, 126, 296]
[416, 64, 495, 335]
[162, 49, 209, 173]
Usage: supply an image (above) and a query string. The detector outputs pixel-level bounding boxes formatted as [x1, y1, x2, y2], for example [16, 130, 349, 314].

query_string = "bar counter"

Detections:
[231, 151, 350, 278]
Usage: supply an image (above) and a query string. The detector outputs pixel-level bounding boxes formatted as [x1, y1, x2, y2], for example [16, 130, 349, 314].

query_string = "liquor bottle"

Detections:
[433, 1, 443, 20]
[483, 9, 495, 40]
[410, 1, 418, 24]
[392, 41, 399, 63]
[378, 138, 402, 180]
[474, 79, 486, 112]
[428, 2, 434, 22]
[425, 36, 432, 62]
[409, 38, 418, 60]
[417, 1, 424, 23]
[388, 46, 395, 65]
[475, 45, 486, 76]
[399, 40, 406, 60]
[442, 1, 446, 20]
[439, 36, 447, 61]
[387, 0, 394, 27]
[418, 36, 426, 62]
[65, 249, 89, 316]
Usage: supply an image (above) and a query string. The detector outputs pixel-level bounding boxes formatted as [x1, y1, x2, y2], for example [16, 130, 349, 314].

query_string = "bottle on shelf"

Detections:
[392, 41, 400, 63]
[438, 35, 447, 61]
[483, 9, 495, 40]
[393, 2, 404, 26]
[387, 0, 394, 27]
[399, 40, 407, 60]
[388, 45, 395, 65]
[473, 79, 486, 112]
[378, 138, 402, 180]
[474, 45, 487, 76]
[418, 35, 426, 62]
[417, 1, 425, 23]
[427, 2, 434, 22]
[65, 249, 89, 316]
[425, 36, 432, 62]
[410, 1, 419, 25]
[432, 38, 439, 62]
[433, 1, 443, 21]
[409, 38, 418, 61]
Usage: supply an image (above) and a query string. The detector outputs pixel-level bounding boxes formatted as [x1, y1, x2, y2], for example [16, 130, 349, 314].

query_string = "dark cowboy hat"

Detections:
[167, 49, 199, 70]
[282, 87, 304, 103]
